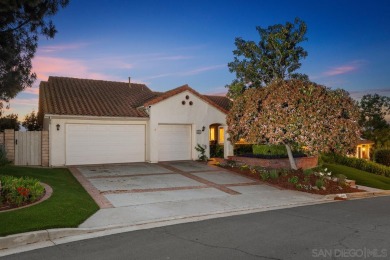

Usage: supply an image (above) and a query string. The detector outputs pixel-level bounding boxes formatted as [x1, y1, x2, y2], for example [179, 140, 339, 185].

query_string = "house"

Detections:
[355, 138, 374, 160]
[38, 76, 233, 166]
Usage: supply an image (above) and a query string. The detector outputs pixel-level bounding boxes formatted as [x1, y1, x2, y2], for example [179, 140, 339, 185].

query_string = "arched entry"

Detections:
[209, 123, 224, 158]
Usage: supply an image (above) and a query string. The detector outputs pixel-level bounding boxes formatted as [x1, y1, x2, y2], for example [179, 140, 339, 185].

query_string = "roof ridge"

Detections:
[48, 76, 146, 86]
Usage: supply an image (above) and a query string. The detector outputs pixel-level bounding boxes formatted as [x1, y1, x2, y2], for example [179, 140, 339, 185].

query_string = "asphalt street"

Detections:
[2, 196, 390, 260]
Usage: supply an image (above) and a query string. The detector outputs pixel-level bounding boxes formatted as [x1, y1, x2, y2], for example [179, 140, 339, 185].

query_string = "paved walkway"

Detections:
[69, 161, 324, 229]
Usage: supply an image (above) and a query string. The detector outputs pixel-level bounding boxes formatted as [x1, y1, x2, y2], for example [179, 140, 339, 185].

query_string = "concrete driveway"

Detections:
[69, 161, 324, 229]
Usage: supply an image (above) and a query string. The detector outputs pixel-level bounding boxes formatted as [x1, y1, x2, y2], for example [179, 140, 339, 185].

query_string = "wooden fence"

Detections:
[0, 129, 49, 166]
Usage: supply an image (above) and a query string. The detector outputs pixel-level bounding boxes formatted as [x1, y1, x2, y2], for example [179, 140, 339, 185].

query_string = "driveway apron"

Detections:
[69, 161, 323, 228]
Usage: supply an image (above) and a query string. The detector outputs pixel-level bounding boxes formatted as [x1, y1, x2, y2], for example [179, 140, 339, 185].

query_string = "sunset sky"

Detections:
[8, 0, 390, 118]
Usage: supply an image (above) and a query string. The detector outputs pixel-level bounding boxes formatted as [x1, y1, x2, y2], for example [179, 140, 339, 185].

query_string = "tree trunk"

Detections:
[285, 144, 298, 170]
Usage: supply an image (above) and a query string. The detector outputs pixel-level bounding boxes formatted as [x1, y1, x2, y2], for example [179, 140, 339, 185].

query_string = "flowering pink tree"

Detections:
[227, 80, 361, 169]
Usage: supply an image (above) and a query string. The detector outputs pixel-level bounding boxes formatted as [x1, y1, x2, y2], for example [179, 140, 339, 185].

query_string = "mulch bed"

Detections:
[219, 165, 365, 195]
[0, 190, 46, 212]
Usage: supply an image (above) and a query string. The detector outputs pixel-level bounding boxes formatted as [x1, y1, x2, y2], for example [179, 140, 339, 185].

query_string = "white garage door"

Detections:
[66, 124, 145, 165]
[158, 125, 191, 161]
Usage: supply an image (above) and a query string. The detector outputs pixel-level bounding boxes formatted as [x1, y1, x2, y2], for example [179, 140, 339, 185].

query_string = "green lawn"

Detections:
[324, 163, 390, 190]
[0, 166, 99, 236]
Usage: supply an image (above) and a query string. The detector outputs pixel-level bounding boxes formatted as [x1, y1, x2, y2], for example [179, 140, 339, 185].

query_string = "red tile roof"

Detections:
[357, 139, 374, 145]
[39, 77, 157, 118]
[144, 85, 231, 114]
[39, 77, 231, 119]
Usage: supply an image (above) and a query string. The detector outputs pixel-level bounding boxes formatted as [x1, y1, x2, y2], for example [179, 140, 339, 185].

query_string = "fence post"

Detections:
[4, 129, 15, 163]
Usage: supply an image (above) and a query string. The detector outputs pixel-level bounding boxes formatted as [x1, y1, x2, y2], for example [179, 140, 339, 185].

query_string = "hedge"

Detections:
[253, 144, 287, 156]
[234, 144, 253, 155]
[321, 153, 390, 177]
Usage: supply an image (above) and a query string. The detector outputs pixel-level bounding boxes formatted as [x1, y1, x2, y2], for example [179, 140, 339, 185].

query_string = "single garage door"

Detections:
[66, 124, 145, 165]
[158, 125, 191, 161]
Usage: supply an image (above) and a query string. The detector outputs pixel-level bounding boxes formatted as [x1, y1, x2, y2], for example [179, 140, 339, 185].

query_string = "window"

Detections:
[218, 127, 224, 144]
[210, 127, 215, 141]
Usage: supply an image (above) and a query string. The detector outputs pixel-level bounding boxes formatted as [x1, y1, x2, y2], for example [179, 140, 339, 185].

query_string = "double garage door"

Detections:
[66, 124, 145, 165]
[65, 124, 192, 165]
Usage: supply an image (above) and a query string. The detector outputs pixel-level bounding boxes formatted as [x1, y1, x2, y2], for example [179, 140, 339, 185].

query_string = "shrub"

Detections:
[321, 153, 390, 177]
[253, 144, 288, 156]
[336, 174, 347, 186]
[269, 170, 279, 179]
[260, 172, 270, 181]
[374, 149, 390, 166]
[240, 164, 249, 171]
[210, 144, 224, 158]
[315, 179, 324, 189]
[234, 144, 253, 155]
[0, 145, 9, 166]
[0, 175, 45, 206]
[195, 144, 208, 162]
[288, 176, 299, 184]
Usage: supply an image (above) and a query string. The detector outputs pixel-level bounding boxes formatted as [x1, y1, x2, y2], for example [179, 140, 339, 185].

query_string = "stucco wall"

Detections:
[148, 90, 233, 162]
[46, 116, 148, 166]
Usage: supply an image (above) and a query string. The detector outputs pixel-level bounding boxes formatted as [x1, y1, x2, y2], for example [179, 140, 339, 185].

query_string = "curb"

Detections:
[324, 190, 390, 200]
[0, 227, 107, 250]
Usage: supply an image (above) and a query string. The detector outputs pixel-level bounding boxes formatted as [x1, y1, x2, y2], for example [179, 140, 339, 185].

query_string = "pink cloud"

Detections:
[204, 86, 228, 96]
[32, 56, 120, 82]
[323, 60, 366, 76]
[181, 64, 226, 76]
[9, 98, 38, 106]
[22, 87, 39, 95]
[324, 65, 357, 76]
[143, 64, 226, 80]
[38, 43, 89, 53]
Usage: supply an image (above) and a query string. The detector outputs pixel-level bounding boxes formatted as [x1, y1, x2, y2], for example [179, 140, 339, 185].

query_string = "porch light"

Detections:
[56, 124, 60, 131]
[202, 126, 206, 131]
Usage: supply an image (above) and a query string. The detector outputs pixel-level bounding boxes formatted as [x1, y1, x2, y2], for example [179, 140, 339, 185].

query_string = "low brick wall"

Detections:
[227, 155, 318, 170]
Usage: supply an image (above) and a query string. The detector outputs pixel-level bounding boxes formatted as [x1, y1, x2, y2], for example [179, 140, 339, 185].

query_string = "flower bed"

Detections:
[0, 175, 45, 211]
[216, 161, 364, 195]
[227, 155, 318, 170]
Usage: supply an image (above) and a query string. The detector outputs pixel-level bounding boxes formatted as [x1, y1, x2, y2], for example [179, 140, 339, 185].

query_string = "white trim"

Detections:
[44, 114, 149, 121]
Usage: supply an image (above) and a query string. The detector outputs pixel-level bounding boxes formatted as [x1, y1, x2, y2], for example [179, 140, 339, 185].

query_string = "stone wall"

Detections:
[227, 155, 318, 170]
[41, 131, 49, 167]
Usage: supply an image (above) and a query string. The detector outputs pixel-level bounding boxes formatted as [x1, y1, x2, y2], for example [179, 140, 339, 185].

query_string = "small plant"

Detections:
[260, 172, 270, 181]
[249, 166, 257, 175]
[240, 164, 249, 171]
[296, 183, 303, 189]
[336, 174, 347, 186]
[288, 176, 299, 184]
[315, 179, 324, 189]
[269, 170, 279, 179]
[195, 144, 208, 162]
[226, 159, 237, 168]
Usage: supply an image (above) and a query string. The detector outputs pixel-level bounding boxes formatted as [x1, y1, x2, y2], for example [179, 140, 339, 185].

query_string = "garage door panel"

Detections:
[66, 124, 145, 165]
[158, 125, 191, 161]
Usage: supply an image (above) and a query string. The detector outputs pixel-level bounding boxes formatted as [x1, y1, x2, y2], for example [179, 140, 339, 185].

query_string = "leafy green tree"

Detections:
[358, 94, 390, 148]
[0, 0, 69, 113]
[0, 114, 20, 131]
[22, 110, 41, 131]
[226, 18, 308, 98]
[227, 80, 361, 169]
